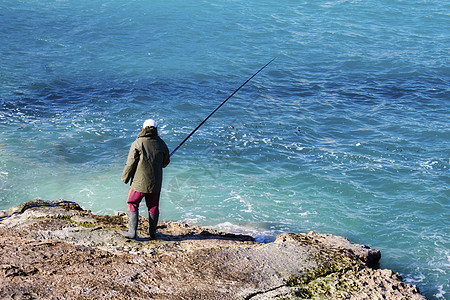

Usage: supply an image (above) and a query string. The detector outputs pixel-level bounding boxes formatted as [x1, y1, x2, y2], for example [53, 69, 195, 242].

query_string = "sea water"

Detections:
[0, 0, 448, 298]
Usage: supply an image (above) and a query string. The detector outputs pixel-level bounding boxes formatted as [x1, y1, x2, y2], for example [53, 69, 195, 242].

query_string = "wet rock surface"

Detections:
[0, 200, 425, 299]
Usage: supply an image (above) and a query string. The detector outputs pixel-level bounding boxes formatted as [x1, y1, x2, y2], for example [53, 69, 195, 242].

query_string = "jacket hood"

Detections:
[138, 126, 158, 138]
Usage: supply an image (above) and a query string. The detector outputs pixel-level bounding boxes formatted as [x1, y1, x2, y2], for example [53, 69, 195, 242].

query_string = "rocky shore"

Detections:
[0, 200, 425, 299]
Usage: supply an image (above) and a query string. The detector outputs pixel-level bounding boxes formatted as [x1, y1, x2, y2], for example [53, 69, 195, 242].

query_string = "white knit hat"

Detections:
[143, 119, 157, 128]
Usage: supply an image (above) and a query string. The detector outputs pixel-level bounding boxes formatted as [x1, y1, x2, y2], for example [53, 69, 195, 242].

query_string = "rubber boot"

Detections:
[122, 210, 138, 239]
[148, 214, 159, 239]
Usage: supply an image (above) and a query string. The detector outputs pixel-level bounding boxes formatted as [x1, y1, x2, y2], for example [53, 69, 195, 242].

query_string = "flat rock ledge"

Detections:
[0, 200, 425, 300]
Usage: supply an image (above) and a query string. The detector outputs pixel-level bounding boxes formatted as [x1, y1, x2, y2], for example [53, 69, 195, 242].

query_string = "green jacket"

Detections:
[121, 127, 170, 193]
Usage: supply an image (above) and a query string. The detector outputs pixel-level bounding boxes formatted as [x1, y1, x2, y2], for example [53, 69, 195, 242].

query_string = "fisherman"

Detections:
[121, 119, 170, 239]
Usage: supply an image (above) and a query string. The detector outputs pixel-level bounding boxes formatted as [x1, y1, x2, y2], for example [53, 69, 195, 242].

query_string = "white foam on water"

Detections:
[212, 222, 276, 243]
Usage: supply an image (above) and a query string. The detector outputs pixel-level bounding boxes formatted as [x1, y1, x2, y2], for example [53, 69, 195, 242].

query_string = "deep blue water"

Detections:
[1, 1, 449, 298]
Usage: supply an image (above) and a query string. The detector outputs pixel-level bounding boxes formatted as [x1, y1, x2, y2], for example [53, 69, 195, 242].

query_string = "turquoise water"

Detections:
[1, 0, 448, 298]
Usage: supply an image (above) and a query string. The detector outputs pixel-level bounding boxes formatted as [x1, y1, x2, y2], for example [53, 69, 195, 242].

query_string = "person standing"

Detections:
[121, 119, 170, 239]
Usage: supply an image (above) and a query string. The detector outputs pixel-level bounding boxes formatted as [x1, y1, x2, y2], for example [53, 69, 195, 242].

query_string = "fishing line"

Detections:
[170, 57, 276, 157]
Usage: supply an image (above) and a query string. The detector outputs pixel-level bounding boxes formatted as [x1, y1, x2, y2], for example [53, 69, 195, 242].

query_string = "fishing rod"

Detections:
[170, 57, 276, 157]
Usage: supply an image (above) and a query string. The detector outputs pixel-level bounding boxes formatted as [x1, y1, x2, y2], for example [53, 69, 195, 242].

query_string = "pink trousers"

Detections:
[126, 189, 160, 216]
